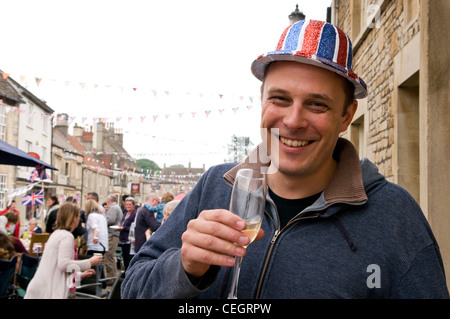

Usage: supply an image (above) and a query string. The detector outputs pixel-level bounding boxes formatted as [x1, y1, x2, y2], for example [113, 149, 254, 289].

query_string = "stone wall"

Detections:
[337, 0, 419, 182]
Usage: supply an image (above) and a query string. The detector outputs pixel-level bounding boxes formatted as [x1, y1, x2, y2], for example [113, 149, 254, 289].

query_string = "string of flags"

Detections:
[0, 70, 260, 125]
[0, 100, 257, 126]
[1, 70, 257, 100]
[6, 181, 41, 199]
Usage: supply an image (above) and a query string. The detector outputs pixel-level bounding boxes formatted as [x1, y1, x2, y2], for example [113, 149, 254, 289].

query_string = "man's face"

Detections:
[260, 61, 356, 180]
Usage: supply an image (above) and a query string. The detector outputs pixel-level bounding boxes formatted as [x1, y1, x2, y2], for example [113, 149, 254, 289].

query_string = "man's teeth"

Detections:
[280, 137, 310, 147]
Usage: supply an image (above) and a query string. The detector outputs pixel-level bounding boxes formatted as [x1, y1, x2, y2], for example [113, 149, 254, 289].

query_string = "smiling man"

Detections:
[122, 20, 449, 299]
[261, 61, 357, 200]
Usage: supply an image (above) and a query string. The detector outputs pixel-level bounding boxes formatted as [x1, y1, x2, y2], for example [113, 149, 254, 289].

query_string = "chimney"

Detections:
[73, 123, 83, 139]
[94, 119, 105, 151]
[82, 126, 93, 151]
[114, 128, 124, 147]
[55, 113, 69, 136]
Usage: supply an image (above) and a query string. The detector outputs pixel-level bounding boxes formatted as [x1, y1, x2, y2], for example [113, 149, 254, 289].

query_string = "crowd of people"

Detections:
[0, 191, 181, 299]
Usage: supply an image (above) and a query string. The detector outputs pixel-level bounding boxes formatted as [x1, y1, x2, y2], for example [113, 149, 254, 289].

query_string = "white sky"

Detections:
[1, 0, 331, 170]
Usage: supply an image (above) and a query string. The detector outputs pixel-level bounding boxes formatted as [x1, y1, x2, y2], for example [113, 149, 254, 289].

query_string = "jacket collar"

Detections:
[223, 137, 367, 205]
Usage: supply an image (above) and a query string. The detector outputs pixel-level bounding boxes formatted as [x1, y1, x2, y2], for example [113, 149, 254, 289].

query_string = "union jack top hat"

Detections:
[251, 20, 368, 99]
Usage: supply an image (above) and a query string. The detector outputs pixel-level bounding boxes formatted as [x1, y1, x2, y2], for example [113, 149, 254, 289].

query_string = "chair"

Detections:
[29, 233, 50, 257]
[76, 270, 124, 299]
[0, 255, 18, 299]
[14, 254, 39, 298]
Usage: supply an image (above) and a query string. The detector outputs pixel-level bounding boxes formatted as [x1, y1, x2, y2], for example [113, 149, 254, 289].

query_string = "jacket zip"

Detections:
[254, 207, 319, 299]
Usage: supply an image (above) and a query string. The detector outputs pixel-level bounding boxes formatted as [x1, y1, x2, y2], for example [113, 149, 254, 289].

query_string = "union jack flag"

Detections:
[73, 193, 80, 201]
[28, 165, 50, 182]
[21, 189, 44, 206]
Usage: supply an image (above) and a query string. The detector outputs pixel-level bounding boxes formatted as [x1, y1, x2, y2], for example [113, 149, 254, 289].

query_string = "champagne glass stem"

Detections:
[227, 256, 243, 299]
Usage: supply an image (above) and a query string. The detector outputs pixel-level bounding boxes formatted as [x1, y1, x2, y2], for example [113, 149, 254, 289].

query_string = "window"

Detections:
[351, 115, 365, 159]
[397, 71, 420, 202]
[65, 162, 70, 176]
[26, 140, 32, 153]
[43, 114, 48, 132]
[0, 174, 7, 210]
[0, 105, 6, 141]
[41, 146, 47, 163]
[27, 103, 34, 126]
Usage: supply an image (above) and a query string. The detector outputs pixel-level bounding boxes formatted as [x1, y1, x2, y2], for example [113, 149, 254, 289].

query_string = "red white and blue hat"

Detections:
[251, 20, 368, 99]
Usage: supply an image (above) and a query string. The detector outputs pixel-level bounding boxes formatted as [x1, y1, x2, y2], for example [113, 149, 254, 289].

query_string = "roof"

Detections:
[6, 75, 54, 114]
[53, 128, 112, 176]
[0, 71, 24, 105]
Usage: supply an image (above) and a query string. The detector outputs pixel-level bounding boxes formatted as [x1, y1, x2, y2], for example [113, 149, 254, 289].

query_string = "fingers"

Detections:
[181, 209, 252, 278]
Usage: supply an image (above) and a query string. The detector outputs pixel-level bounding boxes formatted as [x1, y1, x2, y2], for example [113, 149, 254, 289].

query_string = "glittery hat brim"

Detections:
[251, 52, 368, 99]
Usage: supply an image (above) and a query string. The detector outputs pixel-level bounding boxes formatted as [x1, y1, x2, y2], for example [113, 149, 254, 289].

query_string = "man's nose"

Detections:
[282, 104, 308, 130]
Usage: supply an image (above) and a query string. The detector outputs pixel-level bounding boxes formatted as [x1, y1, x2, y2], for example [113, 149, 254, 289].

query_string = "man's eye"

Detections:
[268, 96, 289, 105]
[309, 102, 329, 112]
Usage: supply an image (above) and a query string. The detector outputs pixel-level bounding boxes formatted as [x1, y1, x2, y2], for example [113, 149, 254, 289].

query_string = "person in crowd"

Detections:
[0, 232, 16, 261]
[64, 196, 85, 239]
[0, 200, 21, 237]
[118, 197, 137, 269]
[87, 192, 105, 214]
[134, 194, 161, 253]
[0, 215, 28, 255]
[84, 199, 108, 255]
[143, 192, 174, 223]
[102, 202, 108, 213]
[161, 200, 180, 224]
[104, 194, 123, 280]
[0, 216, 7, 234]
[28, 218, 42, 235]
[25, 203, 102, 299]
[44, 194, 60, 233]
[122, 19, 449, 299]
[3, 212, 19, 237]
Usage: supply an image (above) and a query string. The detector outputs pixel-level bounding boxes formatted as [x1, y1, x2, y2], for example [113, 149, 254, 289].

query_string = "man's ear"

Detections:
[340, 100, 358, 133]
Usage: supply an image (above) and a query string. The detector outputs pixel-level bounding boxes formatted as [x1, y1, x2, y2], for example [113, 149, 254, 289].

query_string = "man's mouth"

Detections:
[279, 136, 312, 147]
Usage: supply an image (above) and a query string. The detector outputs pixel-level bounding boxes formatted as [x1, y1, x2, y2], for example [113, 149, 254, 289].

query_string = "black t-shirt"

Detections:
[268, 188, 321, 229]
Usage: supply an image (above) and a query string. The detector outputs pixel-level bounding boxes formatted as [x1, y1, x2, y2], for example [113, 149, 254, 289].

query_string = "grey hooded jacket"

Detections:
[121, 138, 449, 299]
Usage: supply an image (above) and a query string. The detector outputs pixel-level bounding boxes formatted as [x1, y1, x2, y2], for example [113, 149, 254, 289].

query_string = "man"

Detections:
[134, 193, 161, 253]
[87, 192, 105, 214]
[104, 194, 123, 278]
[122, 20, 449, 298]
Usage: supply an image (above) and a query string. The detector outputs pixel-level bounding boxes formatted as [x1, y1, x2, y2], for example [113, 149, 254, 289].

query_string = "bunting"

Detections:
[5, 71, 259, 103]
[3, 103, 259, 127]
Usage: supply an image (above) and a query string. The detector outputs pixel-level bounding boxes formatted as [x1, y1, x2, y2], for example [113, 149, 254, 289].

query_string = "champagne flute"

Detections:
[227, 168, 266, 299]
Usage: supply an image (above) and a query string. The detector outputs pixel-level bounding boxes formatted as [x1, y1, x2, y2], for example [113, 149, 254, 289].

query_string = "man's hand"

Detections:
[181, 209, 264, 278]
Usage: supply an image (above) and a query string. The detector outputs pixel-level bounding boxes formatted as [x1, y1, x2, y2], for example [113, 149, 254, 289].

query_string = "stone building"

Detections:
[52, 115, 148, 206]
[331, 0, 450, 284]
[0, 72, 54, 228]
[152, 162, 206, 196]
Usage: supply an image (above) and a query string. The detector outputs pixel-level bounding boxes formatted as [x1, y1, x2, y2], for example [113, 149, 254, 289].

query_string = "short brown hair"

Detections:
[4, 212, 19, 224]
[54, 203, 80, 231]
[161, 192, 174, 203]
